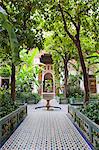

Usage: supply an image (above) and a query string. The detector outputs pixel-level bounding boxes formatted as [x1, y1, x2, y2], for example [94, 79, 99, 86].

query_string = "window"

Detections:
[89, 75, 96, 93]
[48, 65, 49, 70]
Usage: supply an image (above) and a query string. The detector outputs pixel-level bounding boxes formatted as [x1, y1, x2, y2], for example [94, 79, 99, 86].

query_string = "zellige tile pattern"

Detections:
[1, 104, 92, 150]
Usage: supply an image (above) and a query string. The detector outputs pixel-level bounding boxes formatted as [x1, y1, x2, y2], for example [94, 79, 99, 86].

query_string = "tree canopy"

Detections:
[0, 0, 98, 104]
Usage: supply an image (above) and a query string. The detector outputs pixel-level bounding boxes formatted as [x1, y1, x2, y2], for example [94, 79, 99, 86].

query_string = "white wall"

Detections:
[0, 76, 1, 87]
[32, 75, 38, 93]
[96, 76, 99, 94]
[80, 78, 84, 91]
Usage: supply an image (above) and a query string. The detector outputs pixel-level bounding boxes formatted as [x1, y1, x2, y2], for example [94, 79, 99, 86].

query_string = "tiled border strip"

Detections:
[67, 114, 95, 150]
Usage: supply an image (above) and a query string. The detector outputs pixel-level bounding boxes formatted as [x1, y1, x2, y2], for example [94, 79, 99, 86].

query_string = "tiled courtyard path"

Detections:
[1, 100, 92, 150]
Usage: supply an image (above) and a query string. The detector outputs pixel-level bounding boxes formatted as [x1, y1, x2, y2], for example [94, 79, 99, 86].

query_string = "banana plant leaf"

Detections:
[0, 6, 19, 64]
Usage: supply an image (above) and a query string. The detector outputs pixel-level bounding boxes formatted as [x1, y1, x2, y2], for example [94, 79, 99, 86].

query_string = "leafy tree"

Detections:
[0, 0, 98, 105]
[0, 0, 44, 49]
[80, 32, 99, 75]
[44, 30, 78, 101]
[0, 1, 44, 100]
[36, 0, 98, 104]
[58, 1, 92, 104]
[0, 6, 19, 101]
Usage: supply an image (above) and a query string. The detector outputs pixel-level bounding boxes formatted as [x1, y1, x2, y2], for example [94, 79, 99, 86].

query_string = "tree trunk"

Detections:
[11, 63, 16, 101]
[64, 55, 68, 103]
[58, 3, 89, 104]
[75, 40, 89, 104]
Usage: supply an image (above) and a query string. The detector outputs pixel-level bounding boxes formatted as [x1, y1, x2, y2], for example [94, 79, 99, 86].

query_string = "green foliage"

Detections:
[0, 7, 19, 64]
[44, 28, 78, 98]
[86, 52, 99, 76]
[39, 0, 98, 103]
[16, 48, 39, 93]
[20, 48, 38, 65]
[68, 74, 81, 86]
[57, 93, 65, 100]
[90, 94, 99, 101]
[81, 102, 99, 124]
[16, 92, 41, 104]
[67, 75, 84, 99]
[0, 1, 98, 104]
[0, 1, 44, 50]
[68, 86, 84, 99]
[0, 65, 11, 77]
[0, 88, 18, 118]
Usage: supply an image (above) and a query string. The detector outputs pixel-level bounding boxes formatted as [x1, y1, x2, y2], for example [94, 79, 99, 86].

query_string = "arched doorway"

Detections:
[42, 71, 55, 100]
[43, 73, 53, 93]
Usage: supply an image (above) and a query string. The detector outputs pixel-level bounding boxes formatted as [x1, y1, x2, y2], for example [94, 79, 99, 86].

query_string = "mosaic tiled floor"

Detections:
[1, 101, 92, 150]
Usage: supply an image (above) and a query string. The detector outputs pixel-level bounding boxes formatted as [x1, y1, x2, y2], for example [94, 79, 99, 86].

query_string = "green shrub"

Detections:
[67, 86, 84, 99]
[31, 93, 41, 103]
[0, 65, 11, 77]
[57, 94, 64, 99]
[90, 94, 99, 101]
[81, 102, 99, 124]
[0, 88, 18, 118]
[16, 92, 41, 104]
[67, 74, 84, 101]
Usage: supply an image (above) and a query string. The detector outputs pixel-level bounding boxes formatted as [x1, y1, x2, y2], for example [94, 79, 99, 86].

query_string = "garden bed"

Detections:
[16, 92, 41, 104]
[80, 101, 99, 125]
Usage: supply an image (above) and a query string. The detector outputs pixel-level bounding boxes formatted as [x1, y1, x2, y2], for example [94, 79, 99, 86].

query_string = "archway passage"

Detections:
[43, 73, 53, 93]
